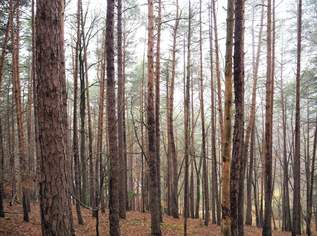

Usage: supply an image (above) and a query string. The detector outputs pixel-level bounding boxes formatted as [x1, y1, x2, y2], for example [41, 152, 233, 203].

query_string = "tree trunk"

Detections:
[184, 0, 191, 234]
[280, 42, 291, 231]
[147, 0, 161, 234]
[155, 0, 162, 222]
[221, 0, 234, 234]
[106, 0, 120, 234]
[209, 1, 220, 225]
[11, 1, 29, 222]
[117, 0, 126, 219]
[35, 0, 75, 234]
[245, 3, 264, 227]
[80, 7, 94, 208]
[292, 0, 302, 235]
[0, 120, 4, 217]
[199, 0, 209, 226]
[230, 0, 245, 234]
[262, 0, 274, 234]
[307, 120, 316, 236]
[168, 0, 180, 219]
[72, 0, 84, 224]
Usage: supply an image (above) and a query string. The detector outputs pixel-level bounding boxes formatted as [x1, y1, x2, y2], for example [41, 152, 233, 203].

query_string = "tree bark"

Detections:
[155, 0, 162, 222]
[292, 0, 302, 235]
[221, 0, 234, 234]
[35, 0, 75, 234]
[72, 0, 84, 224]
[262, 0, 274, 234]
[117, 0, 127, 219]
[230, 0, 245, 234]
[168, 0, 180, 219]
[106, 0, 120, 234]
[147, 0, 161, 234]
[199, 0, 209, 226]
[184, 1, 191, 234]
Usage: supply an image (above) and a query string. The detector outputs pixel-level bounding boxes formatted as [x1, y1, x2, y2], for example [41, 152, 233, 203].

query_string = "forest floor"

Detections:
[0, 202, 315, 236]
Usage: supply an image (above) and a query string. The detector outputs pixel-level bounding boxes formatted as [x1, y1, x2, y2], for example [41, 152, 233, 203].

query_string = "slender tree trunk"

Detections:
[230, 0, 245, 234]
[209, 2, 220, 224]
[147, 0, 161, 234]
[79, 32, 87, 204]
[168, 0, 179, 219]
[117, 0, 126, 219]
[199, 0, 209, 225]
[35, 0, 75, 234]
[221, 0, 234, 234]
[212, 0, 224, 149]
[280, 42, 291, 231]
[106, 0, 120, 234]
[73, 0, 84, 224]
[245, 3, 264, 227]
[155, 0, 162, 222]
[307, 119, 316, 236]
[184, 1, 191, 234]
[292, 0, 302, 235]
[0, 120, 4, 217]
[263, 0, 274, 234]
[11, 1, 30, 222]
[80, 8, 94, 208]
[94, 33, 106, 218]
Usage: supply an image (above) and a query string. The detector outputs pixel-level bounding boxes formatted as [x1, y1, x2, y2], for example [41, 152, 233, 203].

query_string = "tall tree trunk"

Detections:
[221, 0, 234, 234]
[245, 4, 264, 226]
[292, 0, 302, 235]
[199, 0, 209, 226]
[11, 1, 30, 222]
[263, 0, 274, 234]
[168, 0, 179, 219]
[307, 119, 316, 236]
[147, 0, 161, 234]
[212, 0, 224, 149]
[94, 33, 106, 218]
[79, 32, 87, 204]
[209, 1, 220, 224]
[106, 0, 120, 234]
[184, 0, 191, 234]
[155, 0, 162, 222]
[117, 0, 126, 219]
[230, 0, 245, 234]
[73, 0, 84, 224]
[80, 7, 94, 208]
[35, 0, 75, 234]
[280, 42, 291, 231]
